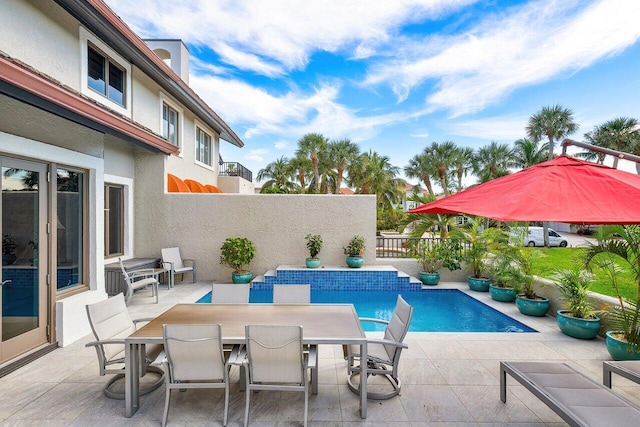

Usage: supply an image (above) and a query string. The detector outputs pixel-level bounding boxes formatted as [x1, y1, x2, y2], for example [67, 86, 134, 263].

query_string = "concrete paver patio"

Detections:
[1, 280, 639, 426]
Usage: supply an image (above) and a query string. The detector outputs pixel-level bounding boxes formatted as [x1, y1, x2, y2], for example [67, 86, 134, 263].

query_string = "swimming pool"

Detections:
[197, 289, 536, 333]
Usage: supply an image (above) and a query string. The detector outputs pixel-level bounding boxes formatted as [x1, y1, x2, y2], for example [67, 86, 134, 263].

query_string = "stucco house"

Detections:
[0, 0, 253, 370]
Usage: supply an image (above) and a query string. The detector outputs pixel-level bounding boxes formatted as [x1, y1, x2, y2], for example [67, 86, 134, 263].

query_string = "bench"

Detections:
[500, 361, 640, 427]
[604, 360, 640, 388]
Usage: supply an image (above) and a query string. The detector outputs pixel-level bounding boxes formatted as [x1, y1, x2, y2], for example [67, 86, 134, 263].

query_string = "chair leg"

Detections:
[162, 386, 171, 427]
[244, 388, 251, 427]
[192, 266, 196, 283]
[304, 379, 309, 427]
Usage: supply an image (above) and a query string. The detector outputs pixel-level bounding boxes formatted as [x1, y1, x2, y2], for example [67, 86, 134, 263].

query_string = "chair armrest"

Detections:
[133, 317, 155, 329]
[358, 317, 390, 325]
[151, 350, 166, 366]
[365, 338, 408, 349]
[227, 345, 246, 366]
[129, 269, 157, 277]
[85, 338, 125, 348]
[306, 345, 318, 369]
[162, 261, 174, 271]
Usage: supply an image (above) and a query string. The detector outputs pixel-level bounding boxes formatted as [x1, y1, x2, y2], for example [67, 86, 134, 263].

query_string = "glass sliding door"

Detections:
[1, 157, 48, 363]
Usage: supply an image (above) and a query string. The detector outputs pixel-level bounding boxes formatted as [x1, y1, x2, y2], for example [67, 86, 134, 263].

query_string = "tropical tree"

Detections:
[450, 146, 475, 193]
[327, 138, 360, 193]
[296, 133, 329, 193]
[400, 193, 459, 239]
[526, 104, 578, 160]
[513, 138, 548, 168]
[577, 128, 607, 164]
[404, 150, 436, 195]
[349, 150, 404, 209]
[473, 142, 516, 183]
[287, 153, 313, 191]
[594, 117, 640, 168]
[256, 156, 297, 193]
[427, 141, 457, 196]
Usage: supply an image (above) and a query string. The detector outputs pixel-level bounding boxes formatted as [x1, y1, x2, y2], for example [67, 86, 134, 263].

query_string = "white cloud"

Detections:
[274, 141, 290, 150]
[410, 131, 430, 138]
[105, 0, 477, 74]
[244, 149, 269, 162]
[365, 0, 640, 116]
[444, 115, 529, 140]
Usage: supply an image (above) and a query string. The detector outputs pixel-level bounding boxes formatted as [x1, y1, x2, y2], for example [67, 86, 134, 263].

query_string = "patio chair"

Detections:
[211, 283, 250, 303]
[603, 360, 640, 388]
[161, 247, 196, 287]
[85, 293, 165, 399]
[273, 284, 311, 304]
[119, 257, 159, 305]
[242, 324, 313, 427]
[161, 324, 231, 427]
[501, 361, 640, 426]
[346, 294, 413, 399]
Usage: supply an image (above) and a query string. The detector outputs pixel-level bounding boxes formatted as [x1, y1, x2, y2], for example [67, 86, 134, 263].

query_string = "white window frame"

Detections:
[103, 174, 133, 264]
[159, 93, 183, 154]
[194, 120, 216, 170]
[79, 28, 132, 117]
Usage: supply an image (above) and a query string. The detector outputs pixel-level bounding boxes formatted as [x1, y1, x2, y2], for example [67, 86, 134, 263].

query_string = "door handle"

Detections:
[1, 279, 11, 286]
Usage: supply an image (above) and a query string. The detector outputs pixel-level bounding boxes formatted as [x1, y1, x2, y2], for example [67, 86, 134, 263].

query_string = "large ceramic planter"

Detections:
[605, 331, 640, 360]
[346, 256, 364, 268]
[556, 310, 600, 339]
[306, 258, 321, 268]
[231, 271, 253, 284]
[489, 285, 516, 302]
[467, 276, 491, 292]
[516, 295, 549, 317]
[419, 272, 440, 286]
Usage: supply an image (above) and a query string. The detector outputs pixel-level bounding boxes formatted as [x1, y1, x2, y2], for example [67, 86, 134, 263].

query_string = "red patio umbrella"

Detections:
[408, 155, 640, 224]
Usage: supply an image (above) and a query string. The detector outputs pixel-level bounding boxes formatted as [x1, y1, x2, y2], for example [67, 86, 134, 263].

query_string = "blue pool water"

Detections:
[197, 289, 535, 333]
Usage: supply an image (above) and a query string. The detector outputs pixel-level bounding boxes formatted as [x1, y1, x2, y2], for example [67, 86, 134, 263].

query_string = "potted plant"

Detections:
[415, 239, 462, 286]
[451, 217, 505, 292]
[585, 225, 640, 359]
[343, 235, 365, 268]
[2, 233, 17, 266]
[487, 246, 519, 302]
[305, 234, 322, 268]
[220, 237, 256, 283]
[553, 267, 601, 339]
[513, 246, 549, 317]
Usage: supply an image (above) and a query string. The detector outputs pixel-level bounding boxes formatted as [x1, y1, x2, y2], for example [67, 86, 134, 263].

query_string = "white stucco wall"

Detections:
[217, 176, 256, 194]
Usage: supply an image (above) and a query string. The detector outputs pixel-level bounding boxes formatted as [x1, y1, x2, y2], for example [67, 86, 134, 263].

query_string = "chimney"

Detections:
[144, 39, 190, 84]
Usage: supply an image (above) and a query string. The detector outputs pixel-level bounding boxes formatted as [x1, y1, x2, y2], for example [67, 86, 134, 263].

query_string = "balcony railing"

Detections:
[219, 162, 252, 182]
[376, 236, 470, 258]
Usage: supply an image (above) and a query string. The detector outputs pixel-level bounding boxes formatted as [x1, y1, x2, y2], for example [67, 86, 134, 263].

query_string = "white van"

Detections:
[510, 227, 568, 247]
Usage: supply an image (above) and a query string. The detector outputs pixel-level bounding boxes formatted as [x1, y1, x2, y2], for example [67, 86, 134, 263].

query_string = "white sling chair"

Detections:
[161, 247, 196, 287]
[346, 294, 413, 400]
[85, 293, 165, 399]
[119, 257, 159, 305]
[162, 324, 231, 427]
[243, 325, 313, 427]
[272, 284, 311, 304]
[211, 283, 250, 303]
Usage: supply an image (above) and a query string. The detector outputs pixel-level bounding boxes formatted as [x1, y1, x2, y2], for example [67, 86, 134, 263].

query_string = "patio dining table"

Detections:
[124, 303, 369, 418]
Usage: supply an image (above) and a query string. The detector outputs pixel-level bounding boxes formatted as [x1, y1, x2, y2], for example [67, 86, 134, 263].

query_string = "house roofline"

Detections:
[53, 0, 244, 148]
[0, 54, 179, 155]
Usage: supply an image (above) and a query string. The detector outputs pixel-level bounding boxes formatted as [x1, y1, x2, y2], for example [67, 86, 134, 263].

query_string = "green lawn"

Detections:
[528, 247, 637, 301]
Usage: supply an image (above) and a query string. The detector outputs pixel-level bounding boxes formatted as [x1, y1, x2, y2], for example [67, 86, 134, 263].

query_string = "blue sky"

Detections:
[106, 0, 640, 184]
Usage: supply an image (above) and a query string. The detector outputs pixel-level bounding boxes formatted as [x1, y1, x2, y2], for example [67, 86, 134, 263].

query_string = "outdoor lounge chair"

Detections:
[604, 360, 640, 388]
[273, 284, 311, 304]
[161, 247, 196, 287]
[119, 257, 159, 305]
[242, 325, 313, 427]
[500, 361, 640, 427]
[85, 293, 165, 399]
[161, 324, 231, 427]
[211, 283, 250, 303]
[346, 294, 413, 400]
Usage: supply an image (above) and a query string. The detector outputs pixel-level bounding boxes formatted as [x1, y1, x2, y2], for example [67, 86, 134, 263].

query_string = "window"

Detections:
[162, 103, 179, 145]
[87, 45, 125, 106]
[104, 184, 124, 257]
[57, 168, 85, 292]
[195, 127, 212, 166]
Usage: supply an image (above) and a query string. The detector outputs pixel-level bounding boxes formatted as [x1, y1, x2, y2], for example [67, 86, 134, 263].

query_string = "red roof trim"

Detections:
[0, 56, 179, 155]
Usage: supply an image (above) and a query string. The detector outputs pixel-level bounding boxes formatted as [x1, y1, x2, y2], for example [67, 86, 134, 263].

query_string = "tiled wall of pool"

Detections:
[251, 267, 422, 292]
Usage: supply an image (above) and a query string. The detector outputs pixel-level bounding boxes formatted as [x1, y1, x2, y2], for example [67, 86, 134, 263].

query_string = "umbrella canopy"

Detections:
[408, 155, 640, 224]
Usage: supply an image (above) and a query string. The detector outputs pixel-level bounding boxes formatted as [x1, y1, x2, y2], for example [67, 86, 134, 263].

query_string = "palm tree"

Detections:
[427, 141, 457, 196]
[296, 133, 329, 193]
[349, 150, 404, 209]
[404, 151, 436, 195]
[400, 193, 459, 239]
[513, 138, 549, 168]
[473, 142, 516, 183]
[577, 128, 607, 164]
[327, 138, 360, 193]
[526, 105, 578, 160]
[450, 147, 474, 193]
[287, 153, 313, 191]
[595, 117, 640, 168]
[256, 156, 297, 193]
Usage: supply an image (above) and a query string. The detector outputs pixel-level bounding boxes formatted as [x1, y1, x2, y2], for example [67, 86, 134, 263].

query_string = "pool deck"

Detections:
[1, 280, 639, 426]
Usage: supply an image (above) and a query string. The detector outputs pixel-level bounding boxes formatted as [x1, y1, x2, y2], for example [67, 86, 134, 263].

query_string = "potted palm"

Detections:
[2, 233, 17, 266]
[553, 268, 601, 339]
[220, 237, 256, 283]
[513, 246, 549, 317]
[415, 239, 462, 286]
[305, 234, 322, 268]
[343, 235, 365, 268]
[585, 225, 640, 360]
[488, 247, 519, 302]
